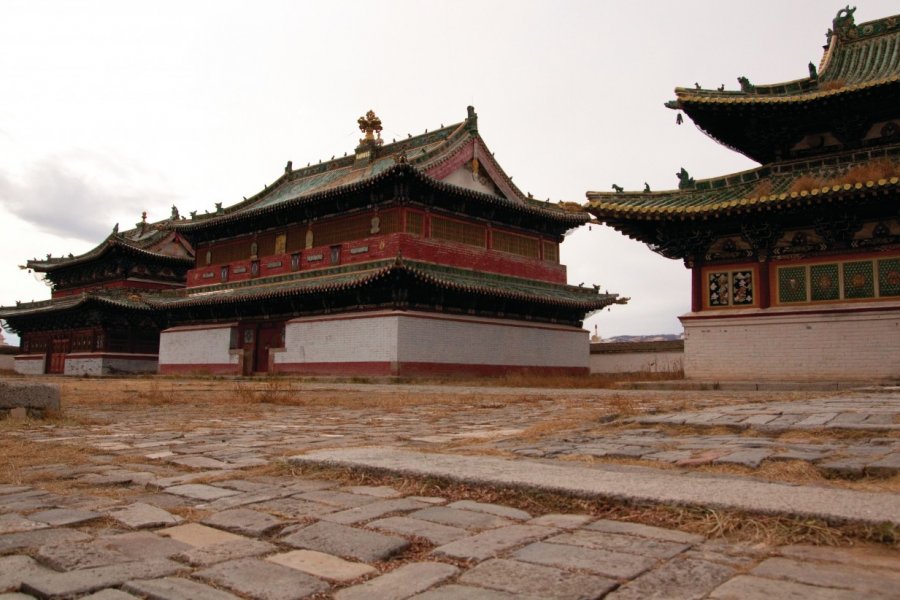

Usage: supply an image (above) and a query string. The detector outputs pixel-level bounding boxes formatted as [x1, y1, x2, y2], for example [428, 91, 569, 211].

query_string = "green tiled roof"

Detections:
[669, 10, 899, 107]
[0, 292, 151, 319]
[25, 227, 192, 273]
[175, 108, 586, 233]
[146, 258, 620, 311]
[587, 146, 900, 220]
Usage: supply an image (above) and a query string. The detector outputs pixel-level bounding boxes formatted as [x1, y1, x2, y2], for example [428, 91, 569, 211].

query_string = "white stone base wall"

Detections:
[14, 355, 45, 375]
[274, 311, 589, 376]
[590, 351, 683, 375]
[681, 304, 900, 380]
[63, 354, 158, 376]
[159, 323, 240, 375]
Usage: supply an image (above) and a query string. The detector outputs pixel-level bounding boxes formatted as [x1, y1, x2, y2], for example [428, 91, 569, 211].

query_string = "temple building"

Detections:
[0, 218, 193, 375]
[586, 8, 900, 380]
[2, 107, 621, 376]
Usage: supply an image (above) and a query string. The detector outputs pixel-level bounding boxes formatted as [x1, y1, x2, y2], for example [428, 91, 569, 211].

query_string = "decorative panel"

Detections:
[378, 210, 401, 234]
[732, 271, 753, 305]
[843, 261, 874, 299]
[778, 266, 807, 303]
[878, 258, 900, 296]
[810, 263, 840, 301]
[708, 272, 730, 306]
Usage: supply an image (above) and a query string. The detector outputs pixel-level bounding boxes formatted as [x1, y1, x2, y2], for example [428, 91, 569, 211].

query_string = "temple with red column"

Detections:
[154, 107, 621, 376]
[586, 8, 900, 380]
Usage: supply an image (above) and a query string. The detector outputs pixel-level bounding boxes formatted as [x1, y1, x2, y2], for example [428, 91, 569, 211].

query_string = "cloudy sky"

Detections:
[1, 1, 895, 344]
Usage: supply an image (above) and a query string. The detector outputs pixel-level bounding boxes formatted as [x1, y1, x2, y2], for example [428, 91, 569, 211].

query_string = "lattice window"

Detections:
[543, 241, 559, 263]
[315, 215, 371, 246]
[492, 230, 540, 258]
[70, 331, 94, 352]
[777, 258, 897, 304]
[405, 212, 424, 236]
[431, 216, 486, 247]
[378, 210, 401, 234]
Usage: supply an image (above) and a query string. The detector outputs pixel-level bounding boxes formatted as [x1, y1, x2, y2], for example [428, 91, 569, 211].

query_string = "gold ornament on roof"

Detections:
[357, 110, 384, 146]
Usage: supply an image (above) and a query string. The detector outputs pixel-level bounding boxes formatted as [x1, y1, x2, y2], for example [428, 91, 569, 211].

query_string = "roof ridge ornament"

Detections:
[832, 5, 857, 41]
[677, 168, 696, 190]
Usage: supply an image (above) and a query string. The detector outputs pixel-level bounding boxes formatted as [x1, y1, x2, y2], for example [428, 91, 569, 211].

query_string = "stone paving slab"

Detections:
[281, 520, 410, 562]
[0, 513, 48, 535]
[97, 531, 191, 560]
[458, 558, 616, 600]
[163, 484, 240, 501]
[335, 562, 459, 600]
[513, 541, 657, 579]
[107, 502, 183, 529]
[321, 497, 431, 525]
[407, 506, 514, 530]
[36, 539, 135, 571]
[432, 524, 556, 561]
[267, 549, 375, 582]
[123, 576, 242, 600]
[175, 538, 277, 567]
[366, 516, 469, 545]
[291, 448, 900, 525]
[605, 556, 736, 600]
[20, 558, 183, 599]
[0, 527, 91, 553]
[201, 508, 284, 536]
[196, 558, 329, 600]
[158, 523, 246, 548]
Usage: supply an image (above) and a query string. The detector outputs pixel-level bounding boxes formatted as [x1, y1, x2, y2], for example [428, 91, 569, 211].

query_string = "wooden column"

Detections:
[690, 261, 703, 313]
[758, 259, 771, 309]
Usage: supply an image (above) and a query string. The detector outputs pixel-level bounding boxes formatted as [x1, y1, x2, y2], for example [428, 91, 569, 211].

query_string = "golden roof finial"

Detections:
[358, 110, 383, 144]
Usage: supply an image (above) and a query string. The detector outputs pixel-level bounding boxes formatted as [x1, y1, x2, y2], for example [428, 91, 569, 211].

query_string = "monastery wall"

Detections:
[274, 311, 589, 376]
[159, 324, 240, 375]
[681, 304, 900, 380]
[64, 353, 158, 377]
[590, 342, 684, 375]
[14, 355, 45, 375]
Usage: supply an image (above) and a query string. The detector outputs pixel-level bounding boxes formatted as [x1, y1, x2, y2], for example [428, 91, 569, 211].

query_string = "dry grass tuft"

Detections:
[790, 159, 899, 193]
[750, 179, 773, 197]
[789, 175, 827, 193]
[0, 436, 93, 485]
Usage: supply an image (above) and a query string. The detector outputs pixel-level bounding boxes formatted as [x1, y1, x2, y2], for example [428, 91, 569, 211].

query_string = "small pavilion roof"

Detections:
[587, 146, 900, 222]
[25, 225, 193, 273]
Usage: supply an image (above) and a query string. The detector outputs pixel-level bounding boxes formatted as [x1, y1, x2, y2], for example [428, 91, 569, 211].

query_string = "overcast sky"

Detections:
[2, 1, 896, 344]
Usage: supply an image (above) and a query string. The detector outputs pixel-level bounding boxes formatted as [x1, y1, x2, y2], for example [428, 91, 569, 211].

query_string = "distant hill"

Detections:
[599, 334, 684, 343]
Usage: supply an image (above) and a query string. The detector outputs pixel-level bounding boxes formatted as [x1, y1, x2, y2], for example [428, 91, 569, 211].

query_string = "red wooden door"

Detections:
[48, 339, 69, 374]
[254, 323, 283, 373]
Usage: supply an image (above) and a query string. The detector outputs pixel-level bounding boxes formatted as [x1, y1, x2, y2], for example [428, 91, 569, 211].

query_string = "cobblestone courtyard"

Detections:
[1, 378, 898, 599]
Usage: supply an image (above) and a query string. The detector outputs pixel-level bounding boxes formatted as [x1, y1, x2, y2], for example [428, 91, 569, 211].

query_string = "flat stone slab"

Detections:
[335, 562, 458, 600]
[201, 508, 283, 536]
[176, 539, 277, 567]
[0, 527, 91, 553]
[158, 523, 245, 548]
[108, 502, 183, 529]
[36, 540, 134, 570]
[606, 557, 736, 600]
[513, 541, 657, 579]
[321, 497, 430, 525]
[432, 525, 556, 561]
[446, 500, 531, 521]
[163, 484, 239, 501]
[0, 513, 49, 534]
[20, 558, 182, 598]
[98, 531, 191, 560]
[0, 381, 60, 412]
[196, 558, 329, 600]
[0, 555, 56, 593]
[281, 520, 410, 562]
[413, 584, 524, 600]
[28, 507, 100, 526]
[408, 506, 513, 530]
[290, 448, 900, 525]
[366, 516, 468, 545]
[267, 549, 375, 582]
[458, 558, 616, 600]
[123, 576, 242, 600]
